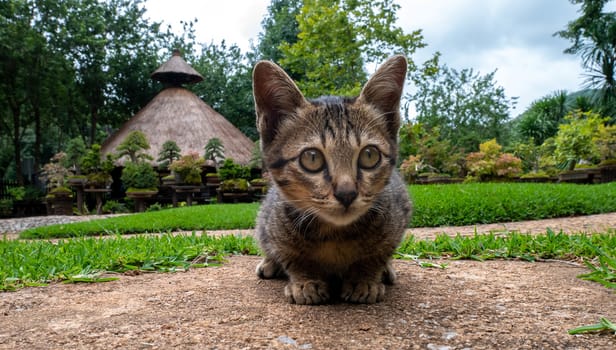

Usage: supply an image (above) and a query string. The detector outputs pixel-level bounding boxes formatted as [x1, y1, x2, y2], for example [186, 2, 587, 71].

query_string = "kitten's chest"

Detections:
[310, 239, 363, 269]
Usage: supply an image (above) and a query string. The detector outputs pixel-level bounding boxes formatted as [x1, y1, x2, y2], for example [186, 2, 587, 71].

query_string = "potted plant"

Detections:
[217, 158, 252, 202]
[81, 144, 115, 188]
[157, 140, 181, 172]
[204, 137, 225, 168]
[169, 151, 205, 185]
[40, 152, 73, 215]
[64, 137, 88, 186]
[116, 131, 159, 211]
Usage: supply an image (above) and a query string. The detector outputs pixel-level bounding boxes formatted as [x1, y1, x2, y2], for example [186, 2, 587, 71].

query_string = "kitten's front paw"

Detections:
[256, 257, 285, 279]
[284, 280, 330, 305]
[341, 281, 385, 304]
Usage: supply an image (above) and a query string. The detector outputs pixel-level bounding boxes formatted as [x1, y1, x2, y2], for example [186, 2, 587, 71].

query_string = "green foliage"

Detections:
[203, 138, 225, 164]
[513, 91, 569, 145]
[169, 152, 205, 185]
[81, 144, 114, 187]
[409, 182, 616, 227]
[569, 317, 616, 335]
[7, 186, 25, 201]
[81, 144, 114, 175]
[410, 65, 516, 152]
[279, 0, 426, 97]
[20, 203, 260, 239]
[0, 199, 13, 217]
[554, 110, 607, 170]
[465, 139, 522, 179]
[156, 140, 182, 171]
[191, 42, 257, 139]
[399, 230, 616, 263]
[257, 0, 302, 64]
[64, 137, 87, 173]
[121, 162, 158, 191]
[218, 158, 251, 181]
[116, 130, 153, 163]
[40, 152, 72, 190]
[556, 0, 616, 120]
[220, 179, 250, 192]
[101, 200, 129, 214]
[1, 233, 259, 291]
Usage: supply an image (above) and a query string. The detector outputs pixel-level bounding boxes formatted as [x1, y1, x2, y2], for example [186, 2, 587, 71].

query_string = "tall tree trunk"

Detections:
[89, 105, 98, 146]
[33, 103, 41, 184]
[10, 102, 24, 185]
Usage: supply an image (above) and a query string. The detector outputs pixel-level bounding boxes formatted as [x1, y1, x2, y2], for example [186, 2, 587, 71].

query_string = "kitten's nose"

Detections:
[334, 181, 358, 208]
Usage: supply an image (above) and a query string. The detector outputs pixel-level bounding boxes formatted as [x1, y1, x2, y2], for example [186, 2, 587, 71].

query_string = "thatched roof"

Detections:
[101, 87, 255, 166]
[151, 49, 204, 85]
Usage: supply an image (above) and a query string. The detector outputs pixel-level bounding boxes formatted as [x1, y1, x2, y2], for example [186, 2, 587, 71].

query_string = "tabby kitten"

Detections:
[252, 55, 412, 305]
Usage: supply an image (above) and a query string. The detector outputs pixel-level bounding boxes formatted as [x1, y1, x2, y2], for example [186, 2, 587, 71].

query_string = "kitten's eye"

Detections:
[358, 146, 381, 169]
[300, 148, 326, 173]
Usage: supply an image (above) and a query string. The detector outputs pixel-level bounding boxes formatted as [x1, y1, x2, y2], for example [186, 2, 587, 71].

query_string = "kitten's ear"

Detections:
[358, 55, 407, 138]
[253, 61, 308, 146]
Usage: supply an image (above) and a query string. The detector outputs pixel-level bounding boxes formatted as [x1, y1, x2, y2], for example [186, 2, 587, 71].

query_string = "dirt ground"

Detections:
[1, 214, 616, 349]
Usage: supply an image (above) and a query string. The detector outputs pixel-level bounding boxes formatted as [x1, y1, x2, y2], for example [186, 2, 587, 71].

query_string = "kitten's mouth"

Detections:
[316, 203, 368, 227]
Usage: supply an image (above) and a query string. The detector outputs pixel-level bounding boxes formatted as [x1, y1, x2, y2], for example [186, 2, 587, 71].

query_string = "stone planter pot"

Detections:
[558, 169, 598, 184]
[599, 164, 616, 183]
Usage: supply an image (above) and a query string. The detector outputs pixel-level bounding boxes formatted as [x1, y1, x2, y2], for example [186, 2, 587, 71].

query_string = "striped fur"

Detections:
[252, 56, 412, 304]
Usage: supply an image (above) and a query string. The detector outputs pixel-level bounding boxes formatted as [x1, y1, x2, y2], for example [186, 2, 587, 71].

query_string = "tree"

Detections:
[256, 0, 301, 64]
[157, 140, 181, 171]
[278, 0, 427, 97]
[514, 91, 569, 145]
[554, 110, 607, 170]
[116, 131, 153, 164]
[410, 65, 516, 152]
[556, 0, 616, 119]
[59, 0, 168, 145]
[204, 138, 225, 165]
[191, 42, 257, 139]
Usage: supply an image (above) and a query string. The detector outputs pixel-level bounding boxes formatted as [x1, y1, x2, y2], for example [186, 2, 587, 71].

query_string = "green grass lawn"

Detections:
[19, 182, 616, 239]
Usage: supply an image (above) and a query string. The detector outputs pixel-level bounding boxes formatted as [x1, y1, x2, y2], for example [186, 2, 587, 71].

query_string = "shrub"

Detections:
[40, 152, 72, 190]
[169, 151, 205, 185]
[7, 187, 25, 201]
[0, 199, 13, 217]
[102, 200, 129, 214]
[220, 179, 250, 192]
[218, 158, 251, 181]
[121, 162, 158, 191]
[494, 153, 523, 177]
[157, 140, 181, 171]
[400, 155, 422, 182]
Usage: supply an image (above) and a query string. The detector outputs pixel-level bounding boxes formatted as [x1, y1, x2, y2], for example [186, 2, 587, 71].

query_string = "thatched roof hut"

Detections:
[101, 51, 254, 167]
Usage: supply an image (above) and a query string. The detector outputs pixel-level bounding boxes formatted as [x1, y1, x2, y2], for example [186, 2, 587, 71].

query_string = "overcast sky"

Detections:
[144, 0, 611, 117]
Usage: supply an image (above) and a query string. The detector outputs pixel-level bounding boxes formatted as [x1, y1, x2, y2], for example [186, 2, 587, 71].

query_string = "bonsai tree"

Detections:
[204, 137, 225, 167]
[81, 144, 115, 187]
[116, 130, 153, 163]
[218, 158, 252, 193]
[121, 162, 158, 192]
[40, 152, 73, 195]
[157, 140, 181, 171]
[63, 137, 87, 174]
[117, 132, 158, 192]
[169, 151, 205, 185]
